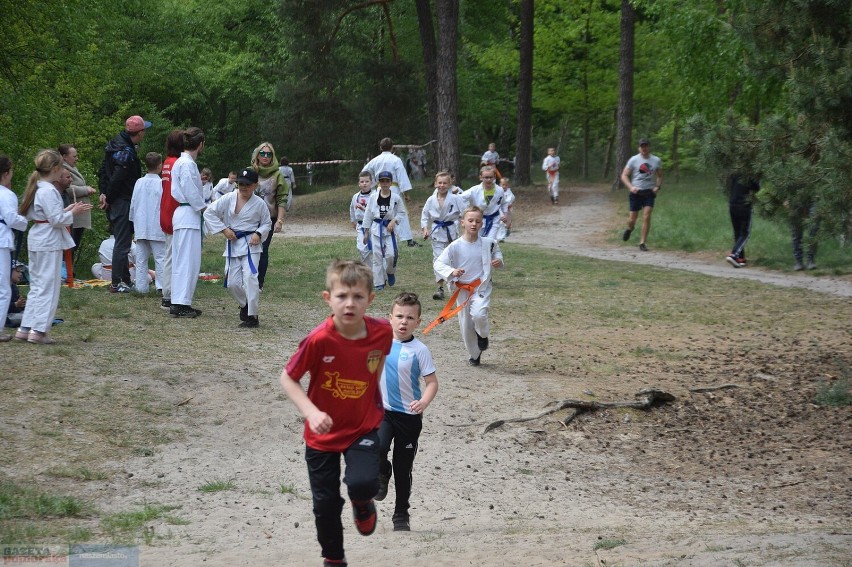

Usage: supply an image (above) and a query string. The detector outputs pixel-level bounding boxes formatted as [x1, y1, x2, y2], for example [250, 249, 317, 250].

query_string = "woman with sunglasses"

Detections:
[250, 142, 290, 291]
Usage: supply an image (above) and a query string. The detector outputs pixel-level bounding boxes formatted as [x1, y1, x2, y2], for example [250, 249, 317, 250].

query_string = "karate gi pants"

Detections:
[355, 226, 372, 264]
[226, 252, 261, 316]
[160, 234, 173, 301]
[134, 239, 166, 294]
[368, 233, 396, 287]
[547, 171, 560, 199]
[455, 279, 492, 359]
[0, 251, 11, 328]
[171, 228, 201, 306]
[20, 249, 62, 334]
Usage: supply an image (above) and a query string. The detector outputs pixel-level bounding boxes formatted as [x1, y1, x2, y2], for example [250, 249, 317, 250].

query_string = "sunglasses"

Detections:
[258, 151, 272, 158]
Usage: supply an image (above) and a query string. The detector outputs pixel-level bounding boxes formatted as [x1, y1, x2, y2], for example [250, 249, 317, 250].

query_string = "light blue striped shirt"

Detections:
[380, 337, 436, 414]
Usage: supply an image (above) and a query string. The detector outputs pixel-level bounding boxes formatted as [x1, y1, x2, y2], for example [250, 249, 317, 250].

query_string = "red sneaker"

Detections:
[351, 499, 377, 536]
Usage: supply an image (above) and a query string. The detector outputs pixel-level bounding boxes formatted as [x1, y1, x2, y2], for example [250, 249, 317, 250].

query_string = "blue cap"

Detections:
[377, 171, 393, 180]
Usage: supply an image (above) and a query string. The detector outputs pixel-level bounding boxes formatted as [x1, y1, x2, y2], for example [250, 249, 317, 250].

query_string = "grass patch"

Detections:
[278, 483, 297, 495]
[101, 502, 187, 544]
[0, 480, 91, 520]
[815, 377, 851, 407]
[198, 478, 236, 493]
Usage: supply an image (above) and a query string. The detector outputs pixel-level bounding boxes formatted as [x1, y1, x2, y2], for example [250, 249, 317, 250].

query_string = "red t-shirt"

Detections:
[159, 156, 180, 234]
[286, 315, 392, 452]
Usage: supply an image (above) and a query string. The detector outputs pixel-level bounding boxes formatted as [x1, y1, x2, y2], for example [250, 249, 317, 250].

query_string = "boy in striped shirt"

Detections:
[376, 292, 439, 531]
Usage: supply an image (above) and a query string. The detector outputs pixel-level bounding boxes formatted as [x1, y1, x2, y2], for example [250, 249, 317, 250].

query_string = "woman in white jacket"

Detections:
[15, 150, 91, 344]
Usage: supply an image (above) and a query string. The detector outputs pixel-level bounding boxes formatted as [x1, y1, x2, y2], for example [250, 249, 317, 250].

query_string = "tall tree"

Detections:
[612, 0, 636, 190]
[415, 0, 440, 143]
[514, 0, 534, 185]
[434, 0, 460, 176]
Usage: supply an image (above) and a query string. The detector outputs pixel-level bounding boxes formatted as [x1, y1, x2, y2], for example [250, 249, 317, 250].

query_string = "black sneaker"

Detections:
[622, 228, 632, 241]
[170, 305, 198, 318]
[322, 558, 347, 567]
[406, 240, 419, 247]
[351, 500, 377, 536]
[239, 305, 248, 321]
[639, 243, 648, 251]
[387, 273, 396, 286]
[109, 282, 132, 294]
[239, 316, 259, 328]
[726, 255, 740, 268]
[432, 287, 444, 300]
[160, 298, 171, 311]
[476, 333, 489, 351]
[392, 513, 410, 532]
[375, 468, 391, 502]
[468, 355, 481, 367]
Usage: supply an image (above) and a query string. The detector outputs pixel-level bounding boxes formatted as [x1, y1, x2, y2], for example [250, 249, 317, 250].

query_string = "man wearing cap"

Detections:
[203, 168, 271, 328]
[620, 137, 663, 251]
[98, 114, 152, 292]
[363, 137, 416, 245]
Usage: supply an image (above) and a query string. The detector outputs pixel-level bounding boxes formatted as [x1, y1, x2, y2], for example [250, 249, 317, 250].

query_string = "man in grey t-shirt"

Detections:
[620, 138, 663, 251]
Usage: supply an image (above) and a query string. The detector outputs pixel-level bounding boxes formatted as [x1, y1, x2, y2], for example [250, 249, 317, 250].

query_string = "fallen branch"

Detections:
[482, 388, 675, 434]
[689, 384, 741, 393]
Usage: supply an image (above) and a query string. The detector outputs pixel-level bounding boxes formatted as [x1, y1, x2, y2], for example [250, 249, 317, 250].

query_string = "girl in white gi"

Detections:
[542, 147, 560, 204]
[204, 168, 271, 327]
[15, 150, 91, 344]
[420, 171, 463, 300]
[0, 155, 29, 342]
[460, 166, 509, 240]
[433, 206, 503, 366]
[349, 171, 374, 264]
[129, 152, 167, 294]
[495, 176, 516, 242]
[361, 170, 405, 291]
[170, 127, 206, 318]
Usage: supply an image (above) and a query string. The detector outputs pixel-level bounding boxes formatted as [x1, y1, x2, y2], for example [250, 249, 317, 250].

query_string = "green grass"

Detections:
[815, 377, 851, 407]
[0, 480, 91, 520]
[629, 175, 851, 275]
[197, 478, 236, 493]
[594, 538, 627, 550]
[101, 502, 187, 544]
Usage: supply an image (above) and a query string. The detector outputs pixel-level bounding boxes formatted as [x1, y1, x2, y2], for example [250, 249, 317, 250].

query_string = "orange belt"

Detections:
[423, 278, 481, 334]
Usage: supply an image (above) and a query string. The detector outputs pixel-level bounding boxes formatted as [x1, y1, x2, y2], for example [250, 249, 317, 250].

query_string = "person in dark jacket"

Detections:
[98, 115, 151, 293]
[725, 173, 760, 268]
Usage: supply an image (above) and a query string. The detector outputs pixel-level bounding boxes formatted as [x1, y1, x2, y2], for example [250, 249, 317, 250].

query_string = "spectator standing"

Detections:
[278, 156, 296, 212]
[725, 173, 760, 268]
[98, 114, 152, 293]
[58, 144, 96, 261]
[251, 142, 289, 291]
[0, 155, 28, 342]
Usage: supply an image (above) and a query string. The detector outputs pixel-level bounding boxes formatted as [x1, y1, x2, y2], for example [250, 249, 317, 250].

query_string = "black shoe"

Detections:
[375, 467, 391, 502]
[432, 287, 445, 300]
[239, 316, 258, 328]
[468, 355, 481, 367]
[352, 500, 377, 536]
[323, 558, 347, 567]
[639, 243, 648, 251]
[476, 333, 489, 351]
[170, 305, 198, 318]
[239, 305, 248, 321]
[392, 513, 410, 532]
[622, 228, 632, 241]
[406, 240, 419, 247]
[160, 298, 171, 311]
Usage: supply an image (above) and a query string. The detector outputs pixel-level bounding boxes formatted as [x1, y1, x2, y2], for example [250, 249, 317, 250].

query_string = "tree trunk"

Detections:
[415, 0, 439, 143]
[671, 116, 680, 183]
[514, 0, 534, 186]
[612, 0, 636, 191]
[602, 108, 617, 179]
[434, 0, 459, 176]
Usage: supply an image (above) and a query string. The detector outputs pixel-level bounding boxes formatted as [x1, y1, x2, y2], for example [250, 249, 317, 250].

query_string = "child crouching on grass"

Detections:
[280, 259, 393, 567]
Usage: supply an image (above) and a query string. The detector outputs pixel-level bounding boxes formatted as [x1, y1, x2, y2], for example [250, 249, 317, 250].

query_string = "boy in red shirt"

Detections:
[280, 259, 393, 567]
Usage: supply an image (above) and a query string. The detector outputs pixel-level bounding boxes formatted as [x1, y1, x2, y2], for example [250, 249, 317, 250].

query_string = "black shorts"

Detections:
[629, 189, 656, 212]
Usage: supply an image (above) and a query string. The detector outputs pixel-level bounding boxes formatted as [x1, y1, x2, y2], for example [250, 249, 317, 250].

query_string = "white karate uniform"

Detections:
[91, 236, 148, 284]
[130, 173, 167, 293]
[481, 150, 500, 166]
[211, 177, 236, 201]
[349, 189, 374, 263]
[460, 183, 509, 240]
[1, 184, 29, 328]
[421, 191, 463, 282]
[363, 151, 414, 241]
[361, 190, 405, 288]
[434, 236, 503, 360]
[496, 187, 516, 241]
[542, 155, 560, 199]
[170, 152, 205, 307]
[204, 192, 271, 317]
[20, 182, 74, 334]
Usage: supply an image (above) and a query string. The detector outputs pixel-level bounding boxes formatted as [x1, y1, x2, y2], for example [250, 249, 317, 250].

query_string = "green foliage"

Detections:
[0, 480, 90, 520]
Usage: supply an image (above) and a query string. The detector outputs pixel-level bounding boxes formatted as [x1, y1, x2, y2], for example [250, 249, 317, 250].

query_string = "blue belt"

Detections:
[224, 230, 259, 288]
[483, 210, 500, 237]
[430, 220, 455, 242]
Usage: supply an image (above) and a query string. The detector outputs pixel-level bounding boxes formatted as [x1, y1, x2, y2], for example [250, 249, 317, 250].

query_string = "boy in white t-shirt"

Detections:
[375, 292, 439, 532]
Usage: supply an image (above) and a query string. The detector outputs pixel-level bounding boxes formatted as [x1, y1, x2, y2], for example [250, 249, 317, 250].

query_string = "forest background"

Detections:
[0, 0, 849, 249]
